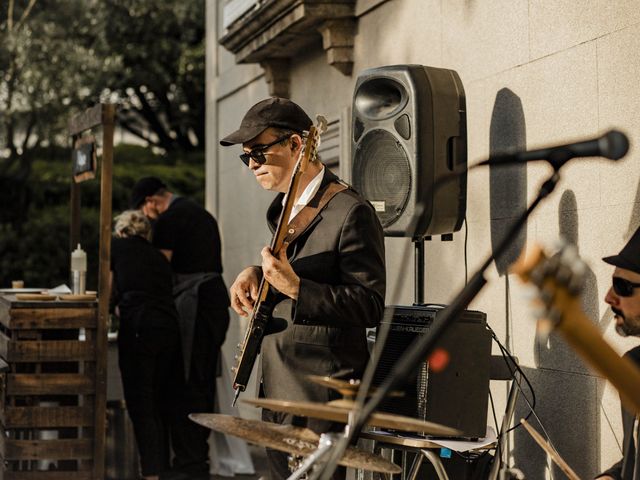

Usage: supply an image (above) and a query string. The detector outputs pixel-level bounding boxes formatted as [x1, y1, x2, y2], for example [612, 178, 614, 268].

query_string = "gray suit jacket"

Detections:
[260, 169, 386, 418]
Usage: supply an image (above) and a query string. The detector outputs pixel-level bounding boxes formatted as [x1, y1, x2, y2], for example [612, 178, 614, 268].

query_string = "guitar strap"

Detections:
[283, 180, 347, 245]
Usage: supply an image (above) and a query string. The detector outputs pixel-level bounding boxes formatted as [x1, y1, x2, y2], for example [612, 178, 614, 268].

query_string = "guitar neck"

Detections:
[556, 297, 640, 414]
[232, 125, 319, 394]
[271, 169, 304, 253]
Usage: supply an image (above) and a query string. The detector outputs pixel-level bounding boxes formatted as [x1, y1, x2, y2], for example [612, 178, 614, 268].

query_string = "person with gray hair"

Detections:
[113, 209, 152, 240]
[110, 209, 182, 480]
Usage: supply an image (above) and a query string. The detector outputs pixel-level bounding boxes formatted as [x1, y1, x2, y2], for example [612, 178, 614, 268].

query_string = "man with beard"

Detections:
[597, 225, 640, 480]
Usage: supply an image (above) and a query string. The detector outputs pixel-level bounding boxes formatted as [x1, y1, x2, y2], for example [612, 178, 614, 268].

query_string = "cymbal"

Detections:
[306, 375, 404, 399]
[242, 398, 461, 437]
[189, 413, 401, 474]
[306, 375, 361, 397]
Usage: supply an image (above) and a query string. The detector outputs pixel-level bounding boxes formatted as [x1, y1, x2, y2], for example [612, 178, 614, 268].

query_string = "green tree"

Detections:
[0, 0, 115, 182]
[0, 0, 208, 287]
[95, 0, 205, 153]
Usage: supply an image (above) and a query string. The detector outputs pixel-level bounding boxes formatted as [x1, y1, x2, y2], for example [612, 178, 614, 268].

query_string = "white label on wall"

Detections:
[370, 201, 386, 212]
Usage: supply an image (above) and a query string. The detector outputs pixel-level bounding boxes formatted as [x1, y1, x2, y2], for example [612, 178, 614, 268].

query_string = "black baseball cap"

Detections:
[220, 97, 312, 146]
[130, 176, 166, 209]
[603, 225, 640, 274]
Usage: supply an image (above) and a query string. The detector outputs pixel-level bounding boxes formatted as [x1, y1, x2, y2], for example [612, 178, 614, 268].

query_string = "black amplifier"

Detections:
[371, 305, 492, 439]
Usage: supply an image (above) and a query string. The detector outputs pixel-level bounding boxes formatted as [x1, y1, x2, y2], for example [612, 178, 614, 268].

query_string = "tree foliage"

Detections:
[0, 0, 206, 180]
[0, 0, 115, 180]
[96, 0, 206, 153]
[0, 0, 208, 287]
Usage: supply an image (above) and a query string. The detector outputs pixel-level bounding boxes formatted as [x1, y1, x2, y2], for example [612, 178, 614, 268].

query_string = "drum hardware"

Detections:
[306, 375, 404, 404]
[241, 398, 460, 436]
[189, 413, 401, 474]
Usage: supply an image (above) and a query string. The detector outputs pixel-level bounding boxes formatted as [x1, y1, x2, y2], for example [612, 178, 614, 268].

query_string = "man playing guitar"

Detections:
[597, 226, 640, 480]
[221, 97, 386, 480]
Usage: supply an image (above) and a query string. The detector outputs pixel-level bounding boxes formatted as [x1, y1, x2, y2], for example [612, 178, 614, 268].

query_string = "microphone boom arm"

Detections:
[313, 170, 565, 480]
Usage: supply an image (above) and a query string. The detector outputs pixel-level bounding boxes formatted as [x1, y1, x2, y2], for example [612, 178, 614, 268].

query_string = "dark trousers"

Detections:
[170, 285, 230, 476]
[118, 322, 181, 477]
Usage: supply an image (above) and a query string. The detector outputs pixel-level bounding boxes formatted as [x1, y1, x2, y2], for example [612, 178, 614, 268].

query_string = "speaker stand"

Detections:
[414, 239, 425, 304]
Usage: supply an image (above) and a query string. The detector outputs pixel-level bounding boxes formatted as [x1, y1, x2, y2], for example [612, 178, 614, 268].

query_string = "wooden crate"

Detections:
[0, 296, 106, 480]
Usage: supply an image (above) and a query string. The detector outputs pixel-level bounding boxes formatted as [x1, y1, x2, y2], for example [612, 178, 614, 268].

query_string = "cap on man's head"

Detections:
[603, 225, 640, 275]
[130, 176, 166, 209]
[220, 97, 312, 146]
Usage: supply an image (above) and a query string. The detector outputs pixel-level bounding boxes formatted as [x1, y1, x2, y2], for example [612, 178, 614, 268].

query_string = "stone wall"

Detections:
[206, 1, 640, 476]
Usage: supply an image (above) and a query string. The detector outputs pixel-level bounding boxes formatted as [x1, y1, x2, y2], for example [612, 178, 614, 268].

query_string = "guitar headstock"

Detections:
[512, 242, 588, 331]
[298, 115, 327, 171]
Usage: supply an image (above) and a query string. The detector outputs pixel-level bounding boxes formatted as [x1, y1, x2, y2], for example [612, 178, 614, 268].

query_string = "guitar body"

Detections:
[232, 296, 276, 391]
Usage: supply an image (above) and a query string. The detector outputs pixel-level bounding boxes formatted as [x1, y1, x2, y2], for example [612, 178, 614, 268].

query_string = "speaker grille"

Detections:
[372, 306, 491, 438]
[352, 129, 411, 227]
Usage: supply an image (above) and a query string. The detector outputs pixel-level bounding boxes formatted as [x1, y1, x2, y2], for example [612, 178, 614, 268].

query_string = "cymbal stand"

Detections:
[287, 432, 340, 480]
[308, 157, 571, 480]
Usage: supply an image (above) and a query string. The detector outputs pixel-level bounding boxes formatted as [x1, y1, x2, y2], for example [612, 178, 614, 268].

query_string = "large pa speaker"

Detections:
[351, 65, 467, 238]
[372, 305, 491, 439]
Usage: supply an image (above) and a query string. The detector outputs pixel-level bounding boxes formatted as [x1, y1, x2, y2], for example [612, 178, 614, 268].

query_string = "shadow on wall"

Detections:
[489, 87, 527, 277]
[512, 191, 601, 478]
[512, 367, 600, 479]
[487, 87, 526, 396]
[487, 91, 600, 478]
[627, 176, 640, 239]
[534, 190, 601, 374]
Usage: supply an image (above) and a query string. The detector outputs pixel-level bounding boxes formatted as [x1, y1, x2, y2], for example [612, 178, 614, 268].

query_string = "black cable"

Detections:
[488, 388, 499, 436]
[487, 325, 537, 432]
[487, 387, 502, 472]
[464, 216, 469, 285]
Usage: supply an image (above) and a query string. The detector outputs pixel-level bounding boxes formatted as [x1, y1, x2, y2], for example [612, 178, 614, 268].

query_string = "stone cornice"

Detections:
[220, 0, 356, 96]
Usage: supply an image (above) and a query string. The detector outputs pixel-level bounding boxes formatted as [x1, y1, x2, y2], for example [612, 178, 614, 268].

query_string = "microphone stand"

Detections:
[304, 155, 568, 480]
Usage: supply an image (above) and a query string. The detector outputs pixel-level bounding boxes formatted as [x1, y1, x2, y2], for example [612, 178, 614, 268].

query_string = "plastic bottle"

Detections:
[71, 244, 87, 294]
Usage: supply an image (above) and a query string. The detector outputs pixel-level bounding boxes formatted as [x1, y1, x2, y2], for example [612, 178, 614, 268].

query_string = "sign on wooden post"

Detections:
[72, 135, 97, 184]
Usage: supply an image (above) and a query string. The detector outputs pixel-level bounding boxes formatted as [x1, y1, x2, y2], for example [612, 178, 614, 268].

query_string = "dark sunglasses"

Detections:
[612, 276, 640, 297]
[240, 134, 291, 166]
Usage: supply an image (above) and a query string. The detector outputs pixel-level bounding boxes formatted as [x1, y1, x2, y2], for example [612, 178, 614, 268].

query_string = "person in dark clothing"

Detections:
[110, 210, 182, 480]
[597, 225, 640, 480]
[130, 177, 230, 480]
[222, 97, 386, 480]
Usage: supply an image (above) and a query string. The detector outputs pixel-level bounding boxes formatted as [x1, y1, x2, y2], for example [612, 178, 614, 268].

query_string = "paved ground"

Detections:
[211, 445, 269, 480]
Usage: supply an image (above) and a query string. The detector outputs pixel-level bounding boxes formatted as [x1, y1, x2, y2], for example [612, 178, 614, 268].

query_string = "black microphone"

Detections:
[478, 130, 629, 167]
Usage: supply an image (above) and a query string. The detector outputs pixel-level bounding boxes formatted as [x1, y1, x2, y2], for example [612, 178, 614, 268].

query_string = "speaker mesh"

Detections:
[353, 129, 411, 227]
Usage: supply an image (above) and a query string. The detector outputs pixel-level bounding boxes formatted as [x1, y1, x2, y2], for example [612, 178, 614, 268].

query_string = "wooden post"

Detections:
[92, 104, 115, 480]
[67, 103, 115, 479]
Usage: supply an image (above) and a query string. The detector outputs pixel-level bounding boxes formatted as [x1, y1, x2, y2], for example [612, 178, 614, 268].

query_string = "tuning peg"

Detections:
[231, 366, 237, 373]
[237, 343, 242, 349]
[547, 306, 562, 325]
[519, 285, 539, 301]
[535, 318, 553, 343]
[530, 304, 550, 321]
[529, 266, 546, 288]
[538, 288, 555, 307]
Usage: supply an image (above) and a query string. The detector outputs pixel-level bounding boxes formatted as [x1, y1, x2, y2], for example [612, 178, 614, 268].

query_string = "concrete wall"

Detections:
[206, 1, 640, 477]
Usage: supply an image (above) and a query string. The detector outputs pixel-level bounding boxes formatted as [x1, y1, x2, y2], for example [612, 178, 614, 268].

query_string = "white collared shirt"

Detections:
[283, 166, 325, 224]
